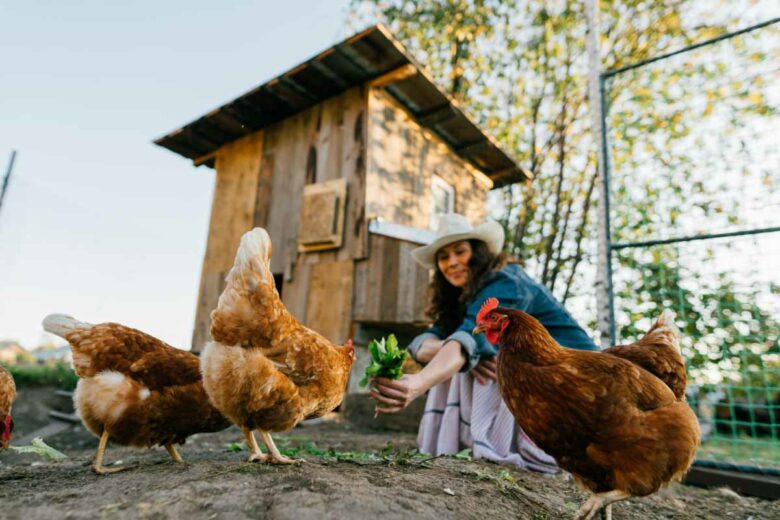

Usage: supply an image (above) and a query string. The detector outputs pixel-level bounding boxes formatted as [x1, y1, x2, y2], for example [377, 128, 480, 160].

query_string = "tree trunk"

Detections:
[585, 0, 613, 346]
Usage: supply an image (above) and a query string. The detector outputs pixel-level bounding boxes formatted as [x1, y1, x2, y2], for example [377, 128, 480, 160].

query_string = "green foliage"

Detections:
[454, 447, 472, 460]
[274, 439, 432, 465]
[359, 334, 407, 387]
[462, 466, 530, 498]
[349, 0, 778, 338]
[615, 248, 780, 389]
[2, 362, 78, 390]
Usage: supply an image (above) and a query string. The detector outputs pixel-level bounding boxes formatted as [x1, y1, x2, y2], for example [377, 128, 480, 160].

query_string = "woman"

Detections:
[370, 213, 597, 472]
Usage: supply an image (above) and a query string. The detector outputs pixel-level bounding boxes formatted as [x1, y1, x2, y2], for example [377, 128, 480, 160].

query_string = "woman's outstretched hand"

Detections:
[370, 374, 424, 414]
[370, 340, 468, 414]
[471, 357, 497, 385]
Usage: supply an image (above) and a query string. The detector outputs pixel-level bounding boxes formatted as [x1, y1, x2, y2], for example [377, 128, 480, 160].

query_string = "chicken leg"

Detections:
[259, 430, 301, 464]
[92, 430, 125, 475]
[243, 428, 268, 462]
[165, 444, 184, 463]
[575, 490, 629, 520]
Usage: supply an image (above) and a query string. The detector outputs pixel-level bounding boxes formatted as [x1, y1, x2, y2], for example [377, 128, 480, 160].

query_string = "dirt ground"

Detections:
[1, 388, 777, 520]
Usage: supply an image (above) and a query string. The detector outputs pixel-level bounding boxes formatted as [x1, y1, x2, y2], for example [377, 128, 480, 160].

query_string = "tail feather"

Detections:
[42, 314, 92, 339]
[211, 228, 279, 345]
[220, 228, 273, 298]
[646, 309, 681, 352]
[604, 309, 687, 399]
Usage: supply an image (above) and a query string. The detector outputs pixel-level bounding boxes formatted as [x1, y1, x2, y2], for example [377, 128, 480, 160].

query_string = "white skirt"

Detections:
[417, 371, 559, 473]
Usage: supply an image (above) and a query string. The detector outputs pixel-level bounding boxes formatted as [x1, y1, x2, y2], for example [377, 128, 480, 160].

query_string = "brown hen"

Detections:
[473, 300, 700, 520]
[42, 315, 230, 474]
[0, 364, 16, 450]
[201, 227, 355, 464]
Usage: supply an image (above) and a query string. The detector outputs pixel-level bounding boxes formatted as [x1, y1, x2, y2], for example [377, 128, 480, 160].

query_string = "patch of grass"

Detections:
[462, 467, 532, 497]
[2, 362, 78, 389]
[698, 434, 780, 469]
[271, 439, 435, 466]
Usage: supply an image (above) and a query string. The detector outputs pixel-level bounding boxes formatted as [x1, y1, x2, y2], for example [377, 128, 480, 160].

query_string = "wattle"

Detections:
[486, 330, 500, 344]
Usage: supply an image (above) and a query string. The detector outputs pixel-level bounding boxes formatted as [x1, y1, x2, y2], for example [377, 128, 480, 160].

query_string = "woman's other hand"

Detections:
[370, 374, 424, 414]
[471, 357, 497, 385]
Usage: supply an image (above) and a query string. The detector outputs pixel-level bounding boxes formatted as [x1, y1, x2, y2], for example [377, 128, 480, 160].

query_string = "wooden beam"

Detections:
[369, 64, 417, 88]
[489, 166, 533, 184]
[416, 104, 455, 127]
[684, 466, 780, 500]
[193, 149, 218, 167]
[455, 140, 490, 156]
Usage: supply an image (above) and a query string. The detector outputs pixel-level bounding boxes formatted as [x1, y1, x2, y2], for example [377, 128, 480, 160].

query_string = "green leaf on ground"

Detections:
[10, 438, 67, 460]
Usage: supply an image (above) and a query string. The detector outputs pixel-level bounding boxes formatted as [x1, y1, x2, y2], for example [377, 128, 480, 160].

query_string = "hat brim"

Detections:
[411, 220, 505, 270]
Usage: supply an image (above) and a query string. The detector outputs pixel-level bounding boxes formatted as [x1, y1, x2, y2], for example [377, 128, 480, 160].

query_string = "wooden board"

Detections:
[262, 86, 368, 278]
[279, 262, 311, 324]
[298, 178, 348, 252]
[191, 132, 264, 351]
[684, 466, 780, 500]
[352, 234, 430, 325]
[203, 132, 265, 272]
[245, 86, 369, 322]
[306, 260, 354, 343]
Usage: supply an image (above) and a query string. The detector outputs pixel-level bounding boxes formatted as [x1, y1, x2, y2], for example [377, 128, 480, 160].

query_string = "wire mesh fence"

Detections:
[612, 234, 780, 471]
[602, 18, 780, 472]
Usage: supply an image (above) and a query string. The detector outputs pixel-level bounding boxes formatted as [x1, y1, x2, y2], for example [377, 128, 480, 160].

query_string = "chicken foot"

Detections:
[243, 428, 268, 462]
[259, 430, 302, 465]
[165, 444, 184, 463]
[92, 430, 126, 475]
[574, 490, 629, 520]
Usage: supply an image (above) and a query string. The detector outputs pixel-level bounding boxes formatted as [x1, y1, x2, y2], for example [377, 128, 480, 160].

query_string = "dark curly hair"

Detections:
[426, 239, 508, 336]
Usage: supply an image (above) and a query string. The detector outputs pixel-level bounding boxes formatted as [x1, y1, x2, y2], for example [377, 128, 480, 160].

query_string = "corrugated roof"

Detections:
[154, 25, 530, 188]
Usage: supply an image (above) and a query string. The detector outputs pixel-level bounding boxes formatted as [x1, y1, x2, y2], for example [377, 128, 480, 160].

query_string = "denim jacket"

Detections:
[407, 264, 597, 371]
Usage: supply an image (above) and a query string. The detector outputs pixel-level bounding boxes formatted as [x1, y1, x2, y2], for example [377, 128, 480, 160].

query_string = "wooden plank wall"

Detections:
[306, 260, 354, 344]
[191, 84, 497, 350]
[192, 87, 367, 350]
[258, 86, 368, 342]
[366, 88, 490, 226]
[191, 132, 265, 351]
[353, 234, 430, 324]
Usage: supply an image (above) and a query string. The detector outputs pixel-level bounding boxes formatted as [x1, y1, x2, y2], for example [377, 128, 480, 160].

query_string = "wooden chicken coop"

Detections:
[154, 25, 529, 388]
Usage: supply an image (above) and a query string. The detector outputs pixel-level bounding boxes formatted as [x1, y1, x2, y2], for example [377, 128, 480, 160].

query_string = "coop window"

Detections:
[430, 175, 455, 230]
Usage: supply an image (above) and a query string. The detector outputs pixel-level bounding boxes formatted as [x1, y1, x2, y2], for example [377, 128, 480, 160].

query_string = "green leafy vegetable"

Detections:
[359, 334, 407, 387]
[454, 448, 472, 460]
[10, 438, 67, 460]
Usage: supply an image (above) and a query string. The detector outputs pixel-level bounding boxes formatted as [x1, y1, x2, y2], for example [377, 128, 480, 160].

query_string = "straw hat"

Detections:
[411, 213, 505, 270]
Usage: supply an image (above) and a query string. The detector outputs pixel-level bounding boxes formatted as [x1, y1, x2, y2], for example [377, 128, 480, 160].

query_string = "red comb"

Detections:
[346, 339, 353, 348]
[477, 297, 499, 323]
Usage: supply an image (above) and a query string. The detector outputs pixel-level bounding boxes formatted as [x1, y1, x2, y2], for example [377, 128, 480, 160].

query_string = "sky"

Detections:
[0, 0, 354, 349]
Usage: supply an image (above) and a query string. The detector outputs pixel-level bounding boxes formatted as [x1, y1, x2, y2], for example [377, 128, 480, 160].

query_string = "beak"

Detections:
[472, 324, 485, 336]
